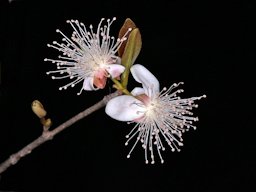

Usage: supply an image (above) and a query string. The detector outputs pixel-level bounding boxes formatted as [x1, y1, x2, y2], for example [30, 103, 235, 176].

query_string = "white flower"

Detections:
[106, 64, 206, 164]
[44, 17, 131, 95]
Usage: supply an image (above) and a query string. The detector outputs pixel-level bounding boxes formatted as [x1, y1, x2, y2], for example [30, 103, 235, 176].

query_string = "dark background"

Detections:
[0, 0, 255, 191]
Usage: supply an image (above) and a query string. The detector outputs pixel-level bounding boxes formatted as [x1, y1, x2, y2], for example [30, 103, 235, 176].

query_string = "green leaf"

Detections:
[121, 28, 142, 88]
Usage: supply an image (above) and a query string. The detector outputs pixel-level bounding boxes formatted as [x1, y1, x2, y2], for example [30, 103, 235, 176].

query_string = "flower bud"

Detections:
[41, 118, 52, 128]
[31, 100, 47, 118]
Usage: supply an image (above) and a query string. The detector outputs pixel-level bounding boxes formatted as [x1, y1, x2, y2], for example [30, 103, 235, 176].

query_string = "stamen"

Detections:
[124, 82, 206, 164]
[45, 17, 130, 94]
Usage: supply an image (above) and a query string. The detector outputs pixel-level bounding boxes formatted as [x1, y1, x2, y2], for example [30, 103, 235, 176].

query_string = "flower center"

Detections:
[136, 94, 162, 120]
[145, 98, 162, 119]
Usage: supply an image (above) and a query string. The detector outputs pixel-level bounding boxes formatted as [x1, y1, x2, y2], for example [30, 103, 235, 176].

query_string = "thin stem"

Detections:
[0, 91, 120, 175]
[111, 78, 132, 96]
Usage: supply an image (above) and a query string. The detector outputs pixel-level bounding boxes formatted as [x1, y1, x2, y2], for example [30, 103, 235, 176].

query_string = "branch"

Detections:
[0, 91, 120, 175]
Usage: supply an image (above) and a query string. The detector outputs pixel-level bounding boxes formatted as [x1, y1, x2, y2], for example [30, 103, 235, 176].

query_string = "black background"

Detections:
[0, 0, 255, 191]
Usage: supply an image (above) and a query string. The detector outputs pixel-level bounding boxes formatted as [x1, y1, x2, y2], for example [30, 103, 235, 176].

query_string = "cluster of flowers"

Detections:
[44, 17, 206, 164]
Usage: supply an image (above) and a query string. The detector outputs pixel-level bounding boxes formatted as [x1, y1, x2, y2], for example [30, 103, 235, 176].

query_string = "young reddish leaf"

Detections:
[118, 18, 137, 57]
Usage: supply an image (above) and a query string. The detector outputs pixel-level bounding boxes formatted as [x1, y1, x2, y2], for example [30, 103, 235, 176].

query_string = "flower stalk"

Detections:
[111, 78, 132, 96]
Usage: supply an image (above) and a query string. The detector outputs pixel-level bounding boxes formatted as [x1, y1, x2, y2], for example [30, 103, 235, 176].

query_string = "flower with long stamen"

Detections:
[105, 64, 206, 164]
[45, 17, 132, 95]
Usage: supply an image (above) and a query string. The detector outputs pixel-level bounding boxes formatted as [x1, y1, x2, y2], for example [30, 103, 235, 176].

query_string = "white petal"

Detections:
[130, 64, 160, 97]
[82, 77, 98, 91]
[106, 64, 125, 78]
[131, 87, 145, 96]
[105, 95, 145, 121]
